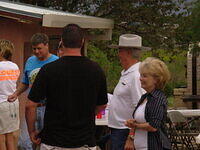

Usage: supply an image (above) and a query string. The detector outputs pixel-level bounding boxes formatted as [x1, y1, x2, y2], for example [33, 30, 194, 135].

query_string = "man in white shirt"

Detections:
[108, 34, 150, 150]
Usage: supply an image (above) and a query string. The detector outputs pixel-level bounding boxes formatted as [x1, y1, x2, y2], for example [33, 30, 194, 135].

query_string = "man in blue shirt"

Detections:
[8, 33, 58, 150]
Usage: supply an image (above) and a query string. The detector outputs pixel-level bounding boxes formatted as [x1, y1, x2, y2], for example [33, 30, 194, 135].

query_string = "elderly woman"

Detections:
[0, 40, 20, 150]
[125, 57, 171, 150]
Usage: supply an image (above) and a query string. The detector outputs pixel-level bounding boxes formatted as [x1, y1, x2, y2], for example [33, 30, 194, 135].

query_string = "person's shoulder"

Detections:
[26, 55, 37, 62]
[42, 57, 60, 69]
[8, 61, 19, 69]
[86, 58, 103, 71]
[0, 61, 19, 69]
[128, 62, 140, 75]
[84, 57, 98, 66]
[50, 54, 59, 60]
[150, 89, 167, 105]
[25, 56, 39, 66]
[24, 56, 37, 68]
[41, 54, 59, 68]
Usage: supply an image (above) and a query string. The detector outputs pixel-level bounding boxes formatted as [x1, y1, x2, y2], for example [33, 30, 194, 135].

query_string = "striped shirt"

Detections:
[133, 89, 169, 150]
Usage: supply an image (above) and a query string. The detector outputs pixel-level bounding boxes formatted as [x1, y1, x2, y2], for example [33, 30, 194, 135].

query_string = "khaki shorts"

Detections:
[40, 143, 97, 150]
[0, 100, 20, 134]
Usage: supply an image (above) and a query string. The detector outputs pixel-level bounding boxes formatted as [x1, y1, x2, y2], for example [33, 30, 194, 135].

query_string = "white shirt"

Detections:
[0, 61, 20, 103]
[108, 62, 145, 129]
[134, 100, 148, 150]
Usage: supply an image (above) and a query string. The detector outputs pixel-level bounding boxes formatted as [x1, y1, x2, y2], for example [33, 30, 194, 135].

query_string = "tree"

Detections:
[189, 0, 200, 43]
[10, 0, 190, 94]
[90, 0, 187, 50]
[13, 0, 187, 49]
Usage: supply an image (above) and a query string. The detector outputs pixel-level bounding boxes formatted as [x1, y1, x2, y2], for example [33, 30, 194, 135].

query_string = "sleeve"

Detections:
[129, 73, 146, 107]
[28, 66, 47, 103]
[96, 68, 108, 106]
[148, 97, 167, 129]
[21, 61, 29, 85]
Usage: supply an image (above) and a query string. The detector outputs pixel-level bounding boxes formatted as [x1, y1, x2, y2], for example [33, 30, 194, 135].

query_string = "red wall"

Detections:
[0, 16, 62, 121]
[0, 17, 62, 70]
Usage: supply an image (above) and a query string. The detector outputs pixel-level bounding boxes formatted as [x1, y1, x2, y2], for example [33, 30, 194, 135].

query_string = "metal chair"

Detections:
[167, 111, 200, 150]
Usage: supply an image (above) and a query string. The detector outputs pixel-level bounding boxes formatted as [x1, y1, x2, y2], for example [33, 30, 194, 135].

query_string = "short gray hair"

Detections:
[119, 47, 141, 59]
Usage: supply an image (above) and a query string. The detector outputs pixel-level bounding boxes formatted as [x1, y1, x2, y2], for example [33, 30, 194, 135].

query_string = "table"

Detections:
[96, 117, 108, 126]
[96, 109, 200, 126]
[167, 109, 200, 117]
[95, 110, 108, 126]
[95, 93, 112, 126]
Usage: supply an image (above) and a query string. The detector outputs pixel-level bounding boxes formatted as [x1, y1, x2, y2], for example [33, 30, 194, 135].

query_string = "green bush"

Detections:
[88, 43, 187, 97]
[141, 49, 187, 97]
[87, 43, 121, 93]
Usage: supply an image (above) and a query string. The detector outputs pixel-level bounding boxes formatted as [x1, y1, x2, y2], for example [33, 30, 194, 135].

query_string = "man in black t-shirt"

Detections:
[26, 24, 108, 150]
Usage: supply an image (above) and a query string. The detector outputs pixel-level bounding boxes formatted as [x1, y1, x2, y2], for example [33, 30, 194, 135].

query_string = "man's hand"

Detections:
[124, 138, 135, 150]
[125, 119, 137, 128]
[7, 93, 18, 102]
[30, 130, 41, 145]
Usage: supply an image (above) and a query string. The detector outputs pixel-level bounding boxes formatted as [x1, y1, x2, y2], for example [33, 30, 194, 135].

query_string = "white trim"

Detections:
[43, 14, 113, 29]
[0, 1, 114, 29]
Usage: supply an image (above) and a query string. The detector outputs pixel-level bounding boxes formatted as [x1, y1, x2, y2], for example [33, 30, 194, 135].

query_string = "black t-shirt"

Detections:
[28, 56, 108, 148]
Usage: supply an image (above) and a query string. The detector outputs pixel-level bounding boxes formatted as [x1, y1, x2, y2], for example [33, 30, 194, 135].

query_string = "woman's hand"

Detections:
[7, 93, 18, 102]
[126, 120, 157, 132]
[125, 119, 137, 128]
[124, 137, 135, 150]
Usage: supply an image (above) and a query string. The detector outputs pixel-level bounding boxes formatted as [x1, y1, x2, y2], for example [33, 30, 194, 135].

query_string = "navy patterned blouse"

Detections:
[133, 89, 169, 150]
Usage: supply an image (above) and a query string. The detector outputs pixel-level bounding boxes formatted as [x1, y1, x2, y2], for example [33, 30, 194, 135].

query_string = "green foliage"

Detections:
[176, 0, 200, 50]
[14, 0, 188, 50]
[88, 45, 187, 96]
[12, 0, 191, 96]
[142, 49, 187, 97]
[189, 1, 200, 42]
[87, 44, 121, 93]
[167, 96, 174, 107]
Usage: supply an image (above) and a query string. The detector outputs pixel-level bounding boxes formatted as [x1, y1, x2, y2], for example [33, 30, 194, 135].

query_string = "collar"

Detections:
[121, 62, 140, 76]
[147, 89, 163, 99]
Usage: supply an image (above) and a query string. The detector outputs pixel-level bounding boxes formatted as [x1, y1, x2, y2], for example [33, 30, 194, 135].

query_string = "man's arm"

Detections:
[8, 82, 29, 102]
[25, 100, 41, 145]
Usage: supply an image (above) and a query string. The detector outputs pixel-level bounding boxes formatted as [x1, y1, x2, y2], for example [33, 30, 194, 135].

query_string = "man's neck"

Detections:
[124, 59, 139, 71]
[62, 48, 82, 56]
[0, 57, 7, 61]
[38, 53, 51, 61]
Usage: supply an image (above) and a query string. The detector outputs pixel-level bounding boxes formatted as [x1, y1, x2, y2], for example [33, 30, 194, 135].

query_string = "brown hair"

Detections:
[31, 33, 49, 46]
[62, 24, 84, 48]
[0, 39, 14, 61]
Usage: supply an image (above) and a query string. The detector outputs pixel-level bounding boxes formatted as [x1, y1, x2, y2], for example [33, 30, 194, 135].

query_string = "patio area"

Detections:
[96, 109, 200, 150]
